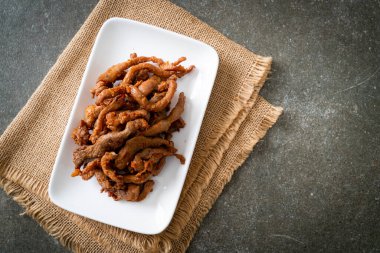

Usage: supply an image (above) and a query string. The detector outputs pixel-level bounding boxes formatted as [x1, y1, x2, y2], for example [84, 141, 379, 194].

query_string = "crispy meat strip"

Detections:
[136, 180, 154, 201]
[73, 55, 193, 202]
[130, 148, 176, 172]
[95, 75, 160, 105]
[95, 86, 129, 106]
[90, 95, 126, 143]
[94, 169, 117, 198]
[172, 57, 186, 66]
[129, 78, 177, 112]
[142, 154, 166, 172]
[106, 109, 149, 132]
[101, 152, 152, 184]
[167, 117, 186, 134]
[135, 69, 150, 81]
[160, 57, 195, 76]
[114, 184, 140, 201]
[71, 120, 90, 145]
[80, 159, 101, 180]
[150, 110, 167, 125]
[91, 56, 193, 97]
[157, 81, 169, 92]
[137, 75, 161, 96]
[148, 93, 168, 125]
[143, 92, 185, 136]
[152, 157, 166, 176]
[90, 56, 165, 97]
[90, 81, 113, 98]
[120, 63, 176, 86]
[95, 170, 134, 200]
[98, 57, 164, 84]
[150, 92, 166, 103]
[129, 150, 184, 181]
[174, 154, 186, 164]
[115, 136, 175, 170]
[84, 105, 104, 127]
[72, 118, 148, 168]
[113, 180, 154, 201]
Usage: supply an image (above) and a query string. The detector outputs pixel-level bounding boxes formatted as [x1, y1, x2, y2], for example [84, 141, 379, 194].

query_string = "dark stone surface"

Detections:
[1, 0, 379, 252]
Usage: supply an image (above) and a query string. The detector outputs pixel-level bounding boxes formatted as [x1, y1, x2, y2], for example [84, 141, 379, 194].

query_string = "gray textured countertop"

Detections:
[1, 1, 379, 252]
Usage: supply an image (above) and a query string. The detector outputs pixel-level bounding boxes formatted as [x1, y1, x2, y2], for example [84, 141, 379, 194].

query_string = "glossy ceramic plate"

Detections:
[48, 17, 219, 234]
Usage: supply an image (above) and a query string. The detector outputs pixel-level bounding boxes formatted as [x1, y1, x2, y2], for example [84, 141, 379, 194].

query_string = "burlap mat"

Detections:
[0, 0, 283, 252]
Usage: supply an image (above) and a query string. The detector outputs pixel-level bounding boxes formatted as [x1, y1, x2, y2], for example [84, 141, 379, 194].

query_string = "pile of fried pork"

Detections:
[71, 53, 194, 201]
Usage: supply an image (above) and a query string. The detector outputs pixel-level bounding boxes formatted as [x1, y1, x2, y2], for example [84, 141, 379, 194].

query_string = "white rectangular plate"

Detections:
[48, 18, 219, 234]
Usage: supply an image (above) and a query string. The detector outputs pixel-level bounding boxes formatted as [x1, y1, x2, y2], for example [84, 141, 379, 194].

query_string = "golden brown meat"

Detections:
[80, 159, 101, 180]
[113, 180, 154, 201]
[90, 81, 112, 97]
[73, 119, 148, 168]
[73, 54, 192, 202]
[101, 151, 152, 184]
[84, 105, 104, 127]
[71, 120, 90, 145]
[96, 75, 161, 106]
[143, 92, 185, 136]
[98, 56, 164, 84]
[94, 169, 117, 196]
[150, 92, 167, 103]
[106, 109, 149, 132]
[157, 81, 169, 92]
[120, 63, 175, 86]
[137, 75, 161, 96]
[95, 86, 130, 106]
[160, 57, 195, 76]
[134, 69, 150, 81]
[152, 158, 166, 176]
[167, 117, 186, 134]
[136, 180, 154, 201]
[130, 148, 176, 172]
[90, 56, 165, 97]
[90, 95, 126, 143]
[115, 136, 175, 170]
[115, 184, 141, 201]
[129, 77, 177, 112]
[149, 110, 167, 125]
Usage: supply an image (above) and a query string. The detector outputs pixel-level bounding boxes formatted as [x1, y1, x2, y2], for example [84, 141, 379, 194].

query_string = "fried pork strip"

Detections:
[115, 136, 175, 170]
[130, 148, 177, 172]
[71, 120, 90, 145]
[129, 77, 177, 112]
[72, 118, 148, 168]
[105, 109, 149, 132]
[84, 105, 104, 127]
[72, 54, 193, 202]
[90, 95, 126, 143]
[120, 63, 176, 86]
[94, 169, 154, 201]
[95, 75, 161, 105]
[80, 158, 101, 180]
[90, 56, 164, 97]
[143, 92, 185, 136]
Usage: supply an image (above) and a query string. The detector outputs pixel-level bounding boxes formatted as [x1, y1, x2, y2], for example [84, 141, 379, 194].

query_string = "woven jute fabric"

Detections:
[0, 0, 283, 252]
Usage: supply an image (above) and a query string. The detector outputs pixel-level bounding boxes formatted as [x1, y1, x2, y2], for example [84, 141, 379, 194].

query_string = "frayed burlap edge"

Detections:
[0, 54, 274, 253]
[0, 99, 282, 253]
[171, 99, 283, 252]
[65, 57, 274, 253]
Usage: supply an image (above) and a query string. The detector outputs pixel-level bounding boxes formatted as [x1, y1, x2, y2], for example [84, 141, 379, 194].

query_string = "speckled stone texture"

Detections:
[1, 1, 379, 252]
